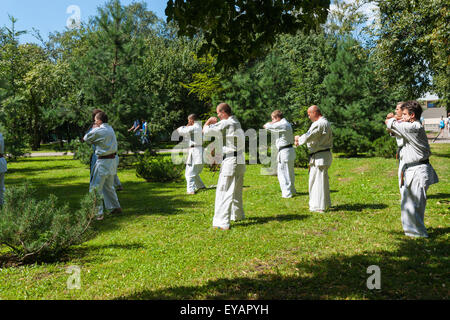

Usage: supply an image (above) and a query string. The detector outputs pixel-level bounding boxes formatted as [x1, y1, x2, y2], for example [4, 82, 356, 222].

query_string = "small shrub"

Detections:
[69, 139, 93, 166]
[136, 152, 184, 182]
[0, 184, 100, 262]
[368, 135, 397, 158]
[294, 144, 309, 168]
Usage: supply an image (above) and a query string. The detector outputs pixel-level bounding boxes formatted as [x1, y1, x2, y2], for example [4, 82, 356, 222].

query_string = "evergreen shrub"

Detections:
[0, 185, 99, 262]
[368, 135, 397, 158]
[69, 139, 93, 165]
[136, 152, 184, 182]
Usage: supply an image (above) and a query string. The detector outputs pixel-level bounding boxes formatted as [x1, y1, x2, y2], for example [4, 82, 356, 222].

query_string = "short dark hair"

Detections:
[92, 109, 103, 122]
[217, 103, 232, 115]
[271, 110, 283, 119]
[400, 100, 423, 119]
[95, 111, 108, 123]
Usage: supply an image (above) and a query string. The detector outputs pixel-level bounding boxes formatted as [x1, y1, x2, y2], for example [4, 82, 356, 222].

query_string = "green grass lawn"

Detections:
[0, 144, 448, 300]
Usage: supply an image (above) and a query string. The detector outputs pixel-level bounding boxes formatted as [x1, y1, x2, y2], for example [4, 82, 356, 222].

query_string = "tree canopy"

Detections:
[165, 0, 331, 69]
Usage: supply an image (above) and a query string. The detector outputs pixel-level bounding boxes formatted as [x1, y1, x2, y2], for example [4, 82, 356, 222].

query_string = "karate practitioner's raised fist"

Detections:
[205, 117, 218, 126]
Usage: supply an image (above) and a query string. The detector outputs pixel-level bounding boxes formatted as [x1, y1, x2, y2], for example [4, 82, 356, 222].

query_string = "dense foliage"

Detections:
[0, 0, 446, 159]
[0, 185, 99, 262]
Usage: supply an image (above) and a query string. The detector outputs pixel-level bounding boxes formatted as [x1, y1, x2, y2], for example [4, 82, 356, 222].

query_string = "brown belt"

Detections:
[98, 153, 116, 159]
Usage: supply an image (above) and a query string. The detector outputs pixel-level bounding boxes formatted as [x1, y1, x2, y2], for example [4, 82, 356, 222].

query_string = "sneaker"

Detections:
[116, 186, 124, 192]
[96, 214, 104, 221]
[110, 208, 123, 214]
[213, 226, 230, 230]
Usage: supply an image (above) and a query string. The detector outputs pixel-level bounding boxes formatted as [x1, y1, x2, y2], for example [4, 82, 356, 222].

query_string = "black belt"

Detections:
[278, 144, 293, 151]
[308, 148, 331, 173]
[98, 153, 117, 159]
[223, 151, 243, 160]
[309, 148, 331, 158]
[400, 159, 429, 187]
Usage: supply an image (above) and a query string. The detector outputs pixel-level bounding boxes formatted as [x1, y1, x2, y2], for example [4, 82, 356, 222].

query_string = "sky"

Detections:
[0, 0, 168, 44]
[1, 0, 379, 45]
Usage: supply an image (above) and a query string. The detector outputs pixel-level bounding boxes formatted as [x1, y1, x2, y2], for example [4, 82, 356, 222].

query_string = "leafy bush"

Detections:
[294, 144, 310, 168]
[136, 153, 184, 182]
[69, 139, 93, 165]
[0, 185, 100, 262]
[368, 135, 397, 158]
[4, 133, 26, 161]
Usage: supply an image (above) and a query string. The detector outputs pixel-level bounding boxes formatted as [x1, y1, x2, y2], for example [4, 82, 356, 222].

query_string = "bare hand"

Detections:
[294, 135, 300, 146]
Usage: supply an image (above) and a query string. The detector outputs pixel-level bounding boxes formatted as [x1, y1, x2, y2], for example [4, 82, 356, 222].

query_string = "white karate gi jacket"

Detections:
[176, 122, 203, 165]
[264, 118, 296, 197]
[176, 122, 205, 193]
[298, 117, 333, 167]
[83, 124, 120, 216]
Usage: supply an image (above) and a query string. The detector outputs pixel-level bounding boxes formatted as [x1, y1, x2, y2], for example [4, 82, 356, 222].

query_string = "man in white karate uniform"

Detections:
[88, 109, 123, 191]
[0, 132, 7, 206]
[387, 102, 405, 189]
[203, 103, 246, 230]
[264, 110, 296, 198]
[176, 114, 205, 194]
[385, 100, 438, 238]
[83, 111, 122, 220]
[295, 105, 333, 213]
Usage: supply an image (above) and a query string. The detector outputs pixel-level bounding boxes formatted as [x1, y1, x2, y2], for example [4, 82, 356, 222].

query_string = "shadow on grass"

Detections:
[427, 193, 450, 200]
[234, 214, 309, 228]
[0, 242, 146, 267]
[119, 228, 449, 300]
[431, 152, 450, 159]
[7, 164, 84, 176]
[330, 203, 388, 212]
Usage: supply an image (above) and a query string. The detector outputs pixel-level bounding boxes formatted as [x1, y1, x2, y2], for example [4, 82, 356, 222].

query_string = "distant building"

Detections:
[418, 93, 446, 131]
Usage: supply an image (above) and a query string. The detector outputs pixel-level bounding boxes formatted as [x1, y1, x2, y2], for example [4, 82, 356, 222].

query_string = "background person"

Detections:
[176, 114, 205, 194]
[263, 110, 296, 198]
[295, 105, 333, 213]
[128, 119, 141, 136]
[432, 116, 445, 142]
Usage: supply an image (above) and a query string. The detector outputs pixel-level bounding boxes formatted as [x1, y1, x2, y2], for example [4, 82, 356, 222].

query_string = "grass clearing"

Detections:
[0, 144, 448, 300]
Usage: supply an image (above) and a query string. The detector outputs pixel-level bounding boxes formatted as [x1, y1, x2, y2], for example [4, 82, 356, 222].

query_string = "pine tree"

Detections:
[321, 37, 373, 156]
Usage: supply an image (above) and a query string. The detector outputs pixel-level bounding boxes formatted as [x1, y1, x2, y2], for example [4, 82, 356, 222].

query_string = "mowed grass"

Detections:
[0, 144, 448, 300]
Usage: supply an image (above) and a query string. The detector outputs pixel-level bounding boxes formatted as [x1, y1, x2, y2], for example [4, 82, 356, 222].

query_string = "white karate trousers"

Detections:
[185, 163, 205, 193]
[400, 181, 429, 237]
[399, 163, 439, 237]
[90, 158, 121, 217]
[213, 159, 246, 229]
[309, 164, 331, 212]
[114, 155, 122, 188]
[277, 147, 296, 198]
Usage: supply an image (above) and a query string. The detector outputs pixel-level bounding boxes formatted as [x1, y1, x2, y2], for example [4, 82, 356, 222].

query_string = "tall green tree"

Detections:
[375, 0, 449, 106]
[321, 37, 380, 155]
[166, 0, 331, 69]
